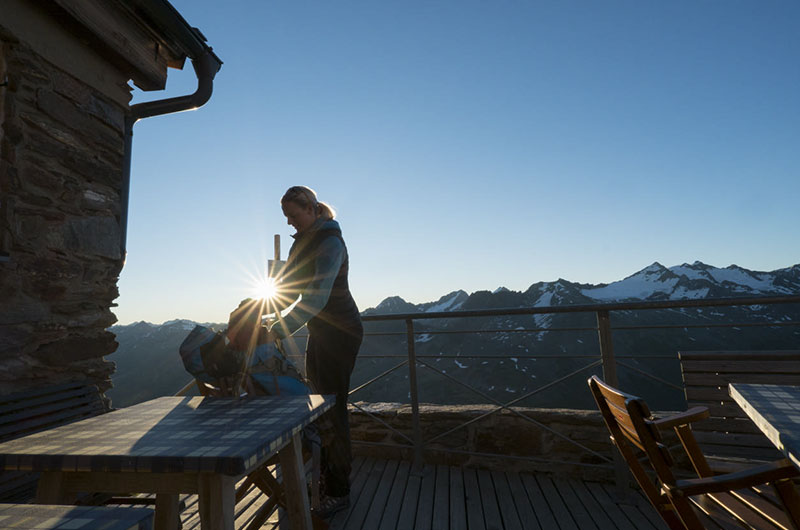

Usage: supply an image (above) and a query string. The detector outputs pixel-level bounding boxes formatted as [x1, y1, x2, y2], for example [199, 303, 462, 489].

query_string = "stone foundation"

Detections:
[350, 402, 619, 481]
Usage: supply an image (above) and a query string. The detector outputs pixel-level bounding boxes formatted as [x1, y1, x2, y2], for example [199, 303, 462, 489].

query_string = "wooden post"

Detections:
[597, 309, 628, 497]
[406, 319, 424, 471]
[597, 310, 618, 387]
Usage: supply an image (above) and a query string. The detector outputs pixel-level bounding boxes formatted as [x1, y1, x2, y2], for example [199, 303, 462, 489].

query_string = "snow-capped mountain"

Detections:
[364, 262, 800, 313]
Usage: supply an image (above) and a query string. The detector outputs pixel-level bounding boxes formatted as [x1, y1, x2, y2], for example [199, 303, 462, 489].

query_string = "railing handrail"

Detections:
[360, 294, 800, 321]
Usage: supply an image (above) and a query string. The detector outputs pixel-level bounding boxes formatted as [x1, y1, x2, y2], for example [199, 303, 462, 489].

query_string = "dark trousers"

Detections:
[306, 323, 362, 497]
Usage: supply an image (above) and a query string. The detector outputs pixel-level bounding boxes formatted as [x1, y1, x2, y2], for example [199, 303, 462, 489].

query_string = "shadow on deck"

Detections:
[178, 456, 666, 530]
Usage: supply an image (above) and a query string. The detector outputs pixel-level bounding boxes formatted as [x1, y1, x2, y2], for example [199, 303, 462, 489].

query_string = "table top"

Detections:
[0, 395, 332, 476]
[0, 503, 154, 530]
[728, 383, 800, 469]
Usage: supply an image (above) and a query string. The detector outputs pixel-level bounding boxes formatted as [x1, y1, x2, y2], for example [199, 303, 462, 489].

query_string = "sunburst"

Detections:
[252, 277, 278, 300]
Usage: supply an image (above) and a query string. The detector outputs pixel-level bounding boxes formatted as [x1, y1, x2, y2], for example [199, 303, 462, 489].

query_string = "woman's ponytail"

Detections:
[317, 201, 336, 220]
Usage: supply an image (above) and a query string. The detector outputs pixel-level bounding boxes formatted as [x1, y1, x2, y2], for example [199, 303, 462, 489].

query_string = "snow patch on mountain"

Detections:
[162, 319, 198, 331]
[583, 262, 678, 300]
[708, 266, 787, 293]
[426, 291, 467, 312]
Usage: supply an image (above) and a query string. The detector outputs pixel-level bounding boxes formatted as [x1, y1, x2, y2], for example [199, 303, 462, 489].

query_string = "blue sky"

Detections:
[116, 1, 800, 325]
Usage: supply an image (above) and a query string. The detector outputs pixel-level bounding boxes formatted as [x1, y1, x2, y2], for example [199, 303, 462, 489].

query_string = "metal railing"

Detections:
[346, 295, 800, 475]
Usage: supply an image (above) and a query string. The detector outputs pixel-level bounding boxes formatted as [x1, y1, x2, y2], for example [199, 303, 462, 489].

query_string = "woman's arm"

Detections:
[269, 236, 345, 339]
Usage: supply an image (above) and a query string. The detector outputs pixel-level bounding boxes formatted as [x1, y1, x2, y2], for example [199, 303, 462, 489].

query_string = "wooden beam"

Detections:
[50, 0, 185, 91]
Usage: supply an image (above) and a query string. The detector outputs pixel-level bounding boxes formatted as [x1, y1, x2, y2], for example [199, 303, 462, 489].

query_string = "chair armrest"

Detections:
[653, 406, 710, 430]
[671, 459, 799, 497]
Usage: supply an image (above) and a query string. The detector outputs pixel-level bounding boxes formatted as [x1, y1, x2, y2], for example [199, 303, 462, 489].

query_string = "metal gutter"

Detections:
[119, 0, 223, 262]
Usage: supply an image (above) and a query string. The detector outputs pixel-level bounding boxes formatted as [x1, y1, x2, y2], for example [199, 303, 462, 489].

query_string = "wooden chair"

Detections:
[588, 375, 800, 530]
[679, 350, 800, 469]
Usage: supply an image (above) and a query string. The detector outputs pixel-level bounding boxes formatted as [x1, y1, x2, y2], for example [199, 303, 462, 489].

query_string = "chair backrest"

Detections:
[679, 350, 800, 462]
[588, 375, 684, 530]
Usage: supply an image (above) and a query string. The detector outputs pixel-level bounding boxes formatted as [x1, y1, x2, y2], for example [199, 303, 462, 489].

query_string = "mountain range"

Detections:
[106, 261, 800, 410]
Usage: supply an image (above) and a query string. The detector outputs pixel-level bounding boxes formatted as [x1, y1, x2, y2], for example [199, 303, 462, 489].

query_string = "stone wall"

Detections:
[350, 403, 618, 481]
[350, 403, 690, 481]
[0, 25, 128, 394]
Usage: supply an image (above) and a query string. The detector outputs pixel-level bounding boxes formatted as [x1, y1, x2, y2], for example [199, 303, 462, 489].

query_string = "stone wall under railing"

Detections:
[350, 403, 692, 482]
[349, 403, 619, 481]
[0, 22, 128, 394]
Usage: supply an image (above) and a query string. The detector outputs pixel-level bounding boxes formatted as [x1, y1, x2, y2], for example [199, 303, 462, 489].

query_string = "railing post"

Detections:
[406, 318, 424, 470]
[596, 310, 618, 387]
[597, 309, 629, 496]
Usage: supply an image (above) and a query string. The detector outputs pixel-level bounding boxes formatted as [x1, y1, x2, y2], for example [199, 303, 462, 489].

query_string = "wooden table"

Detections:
[729, 383, 800, 469]
[0, 503, 154, 529]
[0, 395, 333, 530]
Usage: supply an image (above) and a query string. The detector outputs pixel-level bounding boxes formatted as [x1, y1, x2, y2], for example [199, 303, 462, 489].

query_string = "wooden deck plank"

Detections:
[600, 483, 666, 530]
[478, 469, 504, 530]
[396, 465, 423, 530]
[377, 459, 412, 530]
[414, 464, 436, 530]
[331, 456, 374, 529]
[506, 472, 541, 530]
[490, 471, 523, 530]
[521, 473, 558, 530]
[463, 468, 486, 530]
[629, 491, 670, 530]
[173, 457, 693, 530]
[431, 464, 449, 530]
[567, 479, 619, 530]
[536, 475, 579, 530]
[449, 465, 467, 530]
[582, 482, 640, 530]
[344, 458, 387, 530]
[361, 458, 400, 530]
[554, 478, 598, 530]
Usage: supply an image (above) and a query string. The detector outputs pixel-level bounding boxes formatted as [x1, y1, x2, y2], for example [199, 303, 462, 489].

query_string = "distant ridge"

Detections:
[108, 260, 800, 410]
[363, 261, 800, 314]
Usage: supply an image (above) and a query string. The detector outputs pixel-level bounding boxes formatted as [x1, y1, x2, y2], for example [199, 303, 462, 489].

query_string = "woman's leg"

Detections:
[306, 327, 362, 497]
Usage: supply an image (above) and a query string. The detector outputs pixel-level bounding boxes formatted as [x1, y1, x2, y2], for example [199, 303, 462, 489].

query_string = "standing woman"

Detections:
[263, 185, 362, 517]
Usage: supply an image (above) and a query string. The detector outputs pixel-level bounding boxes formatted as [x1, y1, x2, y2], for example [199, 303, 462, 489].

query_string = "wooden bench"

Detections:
[0, 503, 154, 530]
[0, 382, 110, 502]
[679, 350, 800, 466]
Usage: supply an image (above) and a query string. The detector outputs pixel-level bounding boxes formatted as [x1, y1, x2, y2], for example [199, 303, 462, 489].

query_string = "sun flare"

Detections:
[252, 277, 278, 300]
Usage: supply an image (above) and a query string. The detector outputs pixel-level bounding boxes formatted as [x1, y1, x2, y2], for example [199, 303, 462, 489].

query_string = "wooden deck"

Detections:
[177, 456, 667, 530]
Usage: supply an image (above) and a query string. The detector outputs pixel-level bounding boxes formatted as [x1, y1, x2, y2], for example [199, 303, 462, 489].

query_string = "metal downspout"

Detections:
[120, 50, 221, 263]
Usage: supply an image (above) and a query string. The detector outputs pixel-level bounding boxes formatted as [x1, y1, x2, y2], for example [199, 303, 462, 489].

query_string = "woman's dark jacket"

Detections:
[271, 218, 361, 338]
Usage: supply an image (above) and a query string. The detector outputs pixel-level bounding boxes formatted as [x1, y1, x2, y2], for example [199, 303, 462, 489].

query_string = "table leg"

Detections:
[155, 493, 181, 530]
[198, 473, 235, 530]
[279, 432, 312, 530]
[36, 472, 75, 504]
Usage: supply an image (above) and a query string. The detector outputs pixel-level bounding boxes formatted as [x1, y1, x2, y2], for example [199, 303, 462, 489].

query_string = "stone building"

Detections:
[0, 1, 221, 394]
